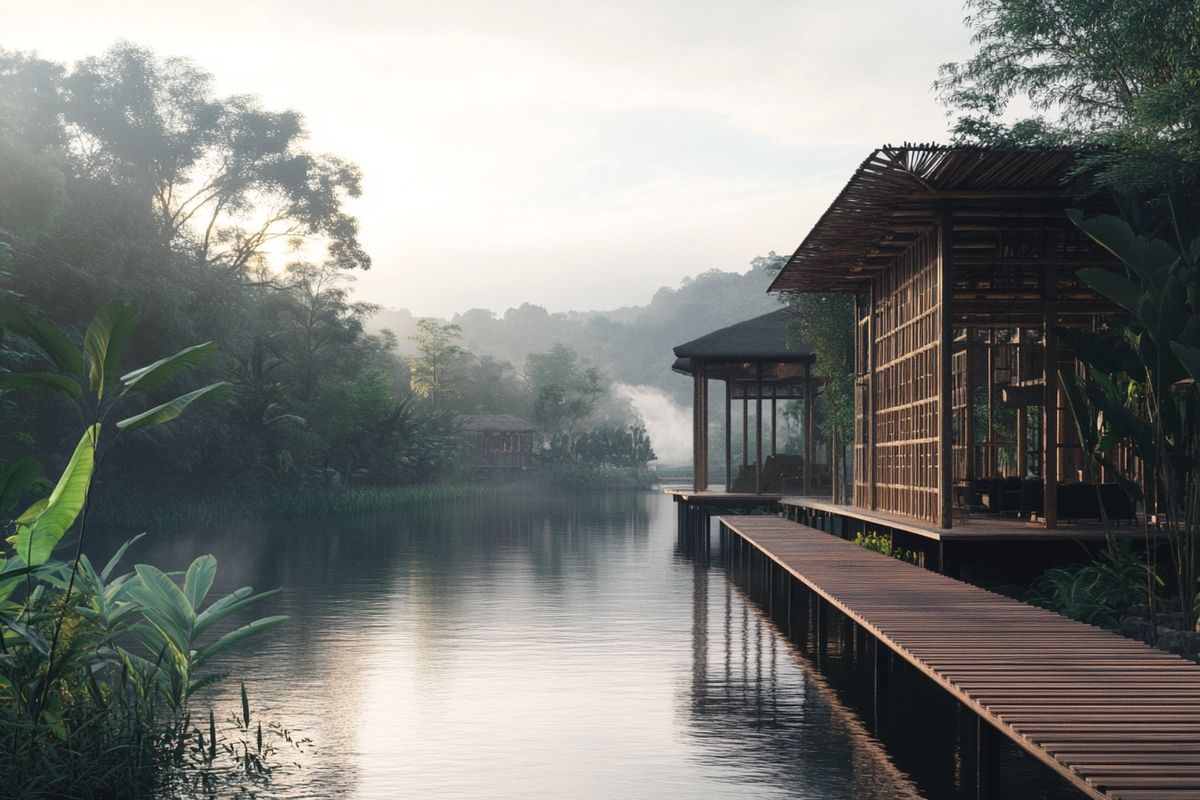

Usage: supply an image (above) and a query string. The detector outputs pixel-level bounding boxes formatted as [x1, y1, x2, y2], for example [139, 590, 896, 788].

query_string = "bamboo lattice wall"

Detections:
[868, 230, 942, 523]
[853, 300, 871, 506]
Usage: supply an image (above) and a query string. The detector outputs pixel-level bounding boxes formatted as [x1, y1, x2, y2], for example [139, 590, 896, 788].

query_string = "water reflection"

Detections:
[85, 490, 1074, 799]
[685, 560, 924, 799]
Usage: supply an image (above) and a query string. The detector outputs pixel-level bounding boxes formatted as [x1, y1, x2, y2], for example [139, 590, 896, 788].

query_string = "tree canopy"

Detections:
[936, 0, 1200, 190]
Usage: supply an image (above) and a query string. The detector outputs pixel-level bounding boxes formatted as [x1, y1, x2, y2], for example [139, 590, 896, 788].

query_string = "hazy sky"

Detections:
[7, 1, 973, 317]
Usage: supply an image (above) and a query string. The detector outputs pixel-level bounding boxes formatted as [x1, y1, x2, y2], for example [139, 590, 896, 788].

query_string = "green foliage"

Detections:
[531, 464, 656, 491]
[0, 140, 65, 241]
[65, 43, 368, 272]
[852, 531, 919, 565]
[9, 426, 97, 567]
[774, 282, 855, 498]
[0, 44, 407, 499]
[557, 425, 656, 468]
[408, 318, 469, 410]
[0, 300, 285, 796]
[528, 344, 607, 450]
[1029, 544, 1152, 628]
[1060, 207, 1200, 629]
[936, 0, 1200, 190]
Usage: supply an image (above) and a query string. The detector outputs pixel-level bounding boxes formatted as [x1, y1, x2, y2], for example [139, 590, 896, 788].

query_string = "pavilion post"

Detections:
[692, 370, 709, 492]
[755, 363, 764, 495]
[867, 285, 877, 511]
[724, 379, 732, 492]
[1016, 328, 1028, 478]
[771, 386, 778, 457]
[803, 362, 814, 496]
[742, 394, 749, 468]
[1043, 267, 1059, 528]
[937, 202, 955, 530]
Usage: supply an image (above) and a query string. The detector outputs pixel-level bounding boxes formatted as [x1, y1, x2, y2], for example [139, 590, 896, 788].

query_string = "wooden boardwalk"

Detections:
[719, 514, 1200, 800]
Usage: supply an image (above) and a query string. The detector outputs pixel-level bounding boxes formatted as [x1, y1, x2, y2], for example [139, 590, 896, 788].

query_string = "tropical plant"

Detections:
[778, 289, 855, 502]
[0, 298, 286, 796]
[852, 531, 919, 565]
[573, 425, 656, 468]
[1029, 544, 1152, 629]
[1056, 206, 1200, 631]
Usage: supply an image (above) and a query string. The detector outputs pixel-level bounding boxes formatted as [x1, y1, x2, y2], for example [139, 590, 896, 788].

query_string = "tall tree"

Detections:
[527, 344, 606, 453]
[936, 0, 1200, 190]
[273, 261, 379, 400]
[65, 43, 369, 274]
[408, 319, 469, 411]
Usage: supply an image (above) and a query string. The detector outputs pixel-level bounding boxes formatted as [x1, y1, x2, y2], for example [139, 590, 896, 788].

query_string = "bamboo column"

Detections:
[771, 386, 778, 457]
[742, 393, 749, 468]
[937, 202, 955, 529]
[755, 363, 764, 495]
[1016, 328, 1027, 478]
[867, 284, 877, 510]
[804, 362, 815, 496]
[692, 369, 709, 492]
[1043, 267, 1059, 528]
[724, 379, 733, 492]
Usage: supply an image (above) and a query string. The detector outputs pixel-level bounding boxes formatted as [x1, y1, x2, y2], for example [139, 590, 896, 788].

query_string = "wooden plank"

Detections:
[778, 496, 1149, 543]
[719, 514, 1200, 800]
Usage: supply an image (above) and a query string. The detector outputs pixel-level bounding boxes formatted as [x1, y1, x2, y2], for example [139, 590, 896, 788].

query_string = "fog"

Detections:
[615, 383, 693, 465]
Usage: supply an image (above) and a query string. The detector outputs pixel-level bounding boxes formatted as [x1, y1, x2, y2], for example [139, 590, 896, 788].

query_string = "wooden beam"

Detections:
[724, 379, 733, 492]
[771, 386, 778, 457]
[1016, 328, 1028, 478]
[867, 282, 877, 511]
[693, 370, 705, 492]
[742, 392, 749, 467]
[1044, 268, 1059, 529]
[937, 202, 955, 529]
[804, 362, 815, 496]
[701, 373, 709, 491]
[755, 363, 764, 495]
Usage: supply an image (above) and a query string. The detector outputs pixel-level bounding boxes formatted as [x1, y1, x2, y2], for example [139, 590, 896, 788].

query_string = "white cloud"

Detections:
[5, 0, 974, 316]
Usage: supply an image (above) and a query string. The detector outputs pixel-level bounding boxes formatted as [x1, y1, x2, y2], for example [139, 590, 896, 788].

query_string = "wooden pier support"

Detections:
[718, 514, 1200, 800]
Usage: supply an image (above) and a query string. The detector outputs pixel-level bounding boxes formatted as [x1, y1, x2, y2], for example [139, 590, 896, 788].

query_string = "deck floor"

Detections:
[781, 496, 1147, 542]
[719, 514, 1200, 800]
[665, 488, 783, 505]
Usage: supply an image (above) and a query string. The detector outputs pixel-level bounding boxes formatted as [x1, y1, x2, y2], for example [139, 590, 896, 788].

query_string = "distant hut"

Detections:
[457, 414, 539, 469]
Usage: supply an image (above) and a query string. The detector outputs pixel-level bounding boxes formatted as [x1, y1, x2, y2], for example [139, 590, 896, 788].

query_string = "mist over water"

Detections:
[615, 383, 692, 465]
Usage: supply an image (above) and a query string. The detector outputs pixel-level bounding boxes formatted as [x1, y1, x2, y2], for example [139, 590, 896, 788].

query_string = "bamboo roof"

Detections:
[768, 144, 1097, 293]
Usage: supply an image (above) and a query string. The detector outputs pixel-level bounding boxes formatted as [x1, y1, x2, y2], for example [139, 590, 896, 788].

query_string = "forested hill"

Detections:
[370, 254, 785, 402]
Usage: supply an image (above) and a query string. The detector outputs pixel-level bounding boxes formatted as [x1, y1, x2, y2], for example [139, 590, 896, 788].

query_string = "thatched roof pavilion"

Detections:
[672, 309, 828, 496]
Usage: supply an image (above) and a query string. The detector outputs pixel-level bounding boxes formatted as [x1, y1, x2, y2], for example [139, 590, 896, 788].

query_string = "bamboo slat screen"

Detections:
[951, 347, 969, 482]
[868, 230, 942, 523]
[853, 307, 871, 506]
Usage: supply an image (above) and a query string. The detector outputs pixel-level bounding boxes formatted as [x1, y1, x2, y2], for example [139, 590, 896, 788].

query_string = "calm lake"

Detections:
[91, 489, 1082, 800]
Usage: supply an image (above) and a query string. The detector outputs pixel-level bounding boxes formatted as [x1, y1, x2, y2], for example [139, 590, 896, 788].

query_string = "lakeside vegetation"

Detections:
[0, 44, 664, 512]
[0, 301, 288, 797]
[2, 0, 1200, 795]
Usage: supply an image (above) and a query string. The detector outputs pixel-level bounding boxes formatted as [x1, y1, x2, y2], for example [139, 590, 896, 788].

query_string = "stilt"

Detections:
[873, 636, 889, 734]
[976, 717, 1003, 798]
